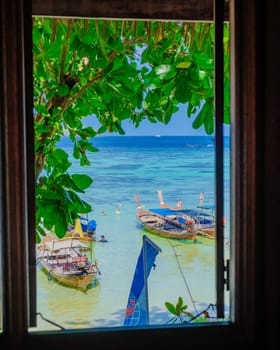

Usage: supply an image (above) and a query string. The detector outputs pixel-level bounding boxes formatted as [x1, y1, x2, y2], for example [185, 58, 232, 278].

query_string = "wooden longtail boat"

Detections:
[156, 190, 216, 239]
[136, 208, 197, 241]
[135, 192, 216, 240]
[37, 237, 100, 291]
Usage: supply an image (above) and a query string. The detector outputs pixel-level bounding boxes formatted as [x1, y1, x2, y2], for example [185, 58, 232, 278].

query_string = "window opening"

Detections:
[29, 13, 230, 332]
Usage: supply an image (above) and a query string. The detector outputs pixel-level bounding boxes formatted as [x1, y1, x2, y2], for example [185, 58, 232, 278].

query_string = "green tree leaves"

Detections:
[165, 296, 193, 324]
[33, 18, 230, 240]
[192, 100, 214, 134]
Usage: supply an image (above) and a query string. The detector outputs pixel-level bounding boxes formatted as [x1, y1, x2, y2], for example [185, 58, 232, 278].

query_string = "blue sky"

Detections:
[121, 110, 206, 136]
[85, 105, 230, 136]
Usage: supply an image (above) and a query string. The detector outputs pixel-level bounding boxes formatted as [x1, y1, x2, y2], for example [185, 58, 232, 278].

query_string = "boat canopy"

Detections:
[150, 207, 214, 218]
[44, 238, 90, 252]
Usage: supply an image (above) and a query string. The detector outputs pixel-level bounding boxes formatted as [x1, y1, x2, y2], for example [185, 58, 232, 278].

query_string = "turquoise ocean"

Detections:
[33, 135, 230, 331]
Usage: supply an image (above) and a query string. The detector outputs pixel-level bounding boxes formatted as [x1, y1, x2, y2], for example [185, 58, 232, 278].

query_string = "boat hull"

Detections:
[154, 190, 216, 239]
[37, 237, 99, 291]
[136, 208, 196, 240]
[39, 259, 97, 290]
[196, 227, 216, 239]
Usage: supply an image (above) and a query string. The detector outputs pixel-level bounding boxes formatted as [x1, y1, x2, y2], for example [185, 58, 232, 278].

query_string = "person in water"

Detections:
[99, 234, 108, 242]
[176, 199, 183, 209]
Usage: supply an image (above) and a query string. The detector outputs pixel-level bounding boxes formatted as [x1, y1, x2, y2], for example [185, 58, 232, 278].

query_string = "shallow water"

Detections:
[32, 136, 230, 331]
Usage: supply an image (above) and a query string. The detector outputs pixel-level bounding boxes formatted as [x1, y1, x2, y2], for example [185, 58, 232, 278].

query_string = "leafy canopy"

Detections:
[33, 18, 230, 241]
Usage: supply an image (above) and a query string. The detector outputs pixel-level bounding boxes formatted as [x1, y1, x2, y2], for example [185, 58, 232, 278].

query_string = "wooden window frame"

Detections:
[1, 0, 274, 348]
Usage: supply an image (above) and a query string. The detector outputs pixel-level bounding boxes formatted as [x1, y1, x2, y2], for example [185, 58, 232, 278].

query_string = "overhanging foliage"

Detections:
[33, 18, 230, 240]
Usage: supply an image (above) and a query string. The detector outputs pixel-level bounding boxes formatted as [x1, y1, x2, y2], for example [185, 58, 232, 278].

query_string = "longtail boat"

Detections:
[156, 190, 216, 239]
[37, 237, 100, 291]
[136, 207, 197, 241]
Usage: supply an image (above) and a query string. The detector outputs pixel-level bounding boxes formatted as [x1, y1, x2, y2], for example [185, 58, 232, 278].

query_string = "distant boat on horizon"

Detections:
[155, 134, 161, 137]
